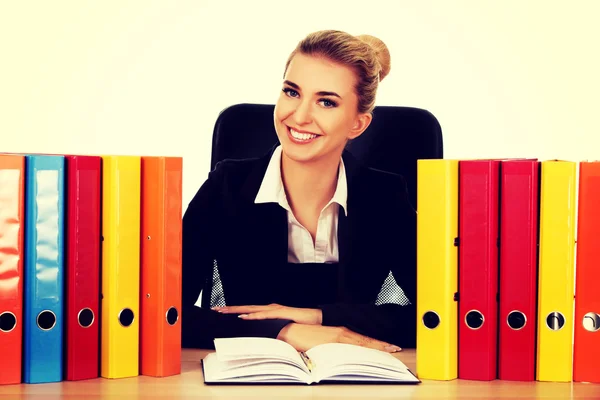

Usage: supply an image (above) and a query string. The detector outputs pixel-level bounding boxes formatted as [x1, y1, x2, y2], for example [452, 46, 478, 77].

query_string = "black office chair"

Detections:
[182, 103, 443, 347]
[210, 103, 443, 211]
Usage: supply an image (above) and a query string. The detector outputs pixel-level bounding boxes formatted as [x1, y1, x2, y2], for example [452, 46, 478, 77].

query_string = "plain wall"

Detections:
[1, 0, 599, 210]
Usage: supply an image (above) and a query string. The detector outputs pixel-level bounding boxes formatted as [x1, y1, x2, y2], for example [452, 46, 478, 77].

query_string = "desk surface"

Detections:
[1, 349, 599, 399]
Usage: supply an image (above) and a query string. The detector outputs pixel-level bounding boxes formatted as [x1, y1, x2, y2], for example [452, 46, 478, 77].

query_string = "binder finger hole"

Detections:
[37, 310, 56, 331]
[0, 311, 17, 333]
[507, 311, 527, 330]
[583, 312, 600, 332]
[422, 311, 440, 329]
[546, 311, 565, 331]
[166, 307, 179, 326]
[78, 308, 95, 328]
[465, 310, 484, 330]
[118, 308, 135, 327]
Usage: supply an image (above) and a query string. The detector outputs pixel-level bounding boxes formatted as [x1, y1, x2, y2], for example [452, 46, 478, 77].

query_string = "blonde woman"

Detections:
[182, 30, 416, 354]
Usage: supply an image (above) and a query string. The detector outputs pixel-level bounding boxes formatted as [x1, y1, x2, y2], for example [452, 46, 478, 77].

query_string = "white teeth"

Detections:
[290, 128, 317, 141]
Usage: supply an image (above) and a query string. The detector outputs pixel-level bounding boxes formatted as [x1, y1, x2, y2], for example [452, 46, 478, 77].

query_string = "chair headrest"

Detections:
[211, 103, 443, 209]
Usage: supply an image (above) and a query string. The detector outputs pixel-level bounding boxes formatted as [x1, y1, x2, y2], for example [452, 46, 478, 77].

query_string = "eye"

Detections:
[319, 99, 338, 108]
[282, 88, 299, 98]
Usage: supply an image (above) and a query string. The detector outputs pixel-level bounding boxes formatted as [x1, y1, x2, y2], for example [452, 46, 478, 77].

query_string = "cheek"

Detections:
[274, 97, 293, 122]
[316, 110, 350, 139]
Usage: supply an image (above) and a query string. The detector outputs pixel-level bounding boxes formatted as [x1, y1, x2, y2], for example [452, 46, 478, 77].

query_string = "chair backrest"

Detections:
[211, 103, 443, 209]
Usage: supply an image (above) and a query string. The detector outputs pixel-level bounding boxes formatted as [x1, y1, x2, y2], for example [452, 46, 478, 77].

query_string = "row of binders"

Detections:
[0, 153, 182, 385]
[415, 158, 600, 383]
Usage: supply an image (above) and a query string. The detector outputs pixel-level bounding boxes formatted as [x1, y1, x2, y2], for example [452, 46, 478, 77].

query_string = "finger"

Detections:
[339, 331, 401, 353]
[237, 310, 283, 320]
[212, 305, 275, 314]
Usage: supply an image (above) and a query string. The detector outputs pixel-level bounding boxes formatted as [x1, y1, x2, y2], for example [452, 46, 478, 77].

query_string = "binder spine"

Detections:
[536, 161, 576, 382]
[100, 156, 141, 379]
[65, 156, 101, 381]
[0, 155, 25, 385]
[416, 159, 459, 380]
[23, 155, 65, 384]
[140, 156, 182, 377]
[573, 162, 600, 383]
[458, 160, 499, 381]
[498, 160, 540, 382]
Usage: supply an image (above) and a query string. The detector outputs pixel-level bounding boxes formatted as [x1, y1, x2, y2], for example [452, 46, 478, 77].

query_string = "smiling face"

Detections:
[273, 52, 372, 165]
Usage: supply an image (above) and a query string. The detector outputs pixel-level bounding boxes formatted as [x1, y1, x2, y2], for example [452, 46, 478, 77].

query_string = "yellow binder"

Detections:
[100, 156, 141, 379]
[416, 159, 459, 380]
[536, 160, 576, 382]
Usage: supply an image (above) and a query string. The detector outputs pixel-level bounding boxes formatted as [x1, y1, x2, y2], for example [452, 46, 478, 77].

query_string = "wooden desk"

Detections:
[1, 349, 599, 399]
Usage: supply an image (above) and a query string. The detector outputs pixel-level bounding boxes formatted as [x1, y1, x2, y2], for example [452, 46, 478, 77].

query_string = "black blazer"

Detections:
[181, 146, 417, 349]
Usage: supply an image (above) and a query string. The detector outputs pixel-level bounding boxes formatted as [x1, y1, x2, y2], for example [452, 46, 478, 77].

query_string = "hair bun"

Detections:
[356, 34, 391, 82]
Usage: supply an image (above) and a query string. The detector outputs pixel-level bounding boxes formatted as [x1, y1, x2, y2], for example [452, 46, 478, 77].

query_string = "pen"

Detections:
[300, 351, 313, 372]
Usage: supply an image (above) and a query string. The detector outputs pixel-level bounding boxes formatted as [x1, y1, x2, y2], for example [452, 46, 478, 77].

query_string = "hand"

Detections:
[276, 323, 402, 353]
[212, 303, 323, 325]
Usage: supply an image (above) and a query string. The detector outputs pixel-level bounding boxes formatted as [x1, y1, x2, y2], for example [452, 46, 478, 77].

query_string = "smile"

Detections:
[287, 127, 320, 144]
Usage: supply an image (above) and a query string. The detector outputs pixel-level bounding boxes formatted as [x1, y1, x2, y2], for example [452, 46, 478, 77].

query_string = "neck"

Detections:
[280, 151, 341, 214]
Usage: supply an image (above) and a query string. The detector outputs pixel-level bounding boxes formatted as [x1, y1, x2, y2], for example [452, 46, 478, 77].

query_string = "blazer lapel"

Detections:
[238, 146, 288, 271]
[336, 150, 365, 302]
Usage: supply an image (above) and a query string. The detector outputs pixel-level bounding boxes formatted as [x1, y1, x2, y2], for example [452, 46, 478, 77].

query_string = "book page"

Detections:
[203, 353, 309, 384]
[214, 337, 308, 372]
[306, 343, 418, 383]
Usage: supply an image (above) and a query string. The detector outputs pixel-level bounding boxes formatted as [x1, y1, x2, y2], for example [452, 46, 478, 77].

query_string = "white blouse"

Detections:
[254, 145, 347, 264]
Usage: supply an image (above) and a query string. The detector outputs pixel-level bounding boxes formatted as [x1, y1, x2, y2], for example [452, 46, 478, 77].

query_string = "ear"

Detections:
[347, 112, 372, 140]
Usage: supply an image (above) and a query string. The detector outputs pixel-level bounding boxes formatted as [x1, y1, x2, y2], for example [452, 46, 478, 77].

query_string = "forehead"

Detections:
[285, 53, 356, 96]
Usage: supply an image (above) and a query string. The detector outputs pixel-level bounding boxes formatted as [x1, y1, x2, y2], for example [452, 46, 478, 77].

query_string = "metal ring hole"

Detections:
[0, 311, 17, 333]
[546, 311, 565, 331]
[507, 310, 527, 330]
[166, 307, 179, 326]
[583, 312, 600, 332]
[422, 311, 441, 330]
[78, 308, 95, 328]
[37, 310, 56, 331]
[465, 310, 484, 330]
[118, 308, 135, 327]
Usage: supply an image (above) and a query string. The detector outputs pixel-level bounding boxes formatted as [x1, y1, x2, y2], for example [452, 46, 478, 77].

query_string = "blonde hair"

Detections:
[283, 30, 391, 114]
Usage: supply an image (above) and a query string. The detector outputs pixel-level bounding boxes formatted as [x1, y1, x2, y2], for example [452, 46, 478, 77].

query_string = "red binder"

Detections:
[497, 159, 540, 381]
[573, 161, 600, 383]
[0, 155, 25, 385]
[64, 155, 101, 381]
[458, 160, 500, 381]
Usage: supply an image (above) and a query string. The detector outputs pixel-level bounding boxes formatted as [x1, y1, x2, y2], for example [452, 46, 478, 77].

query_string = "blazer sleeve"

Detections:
[181, 163, 292, 349]
[318, 174, 417, 349]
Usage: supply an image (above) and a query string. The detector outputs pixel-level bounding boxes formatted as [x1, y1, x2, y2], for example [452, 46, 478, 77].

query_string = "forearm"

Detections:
[181, 305, 293, 349]
[318, 302, 416, 348]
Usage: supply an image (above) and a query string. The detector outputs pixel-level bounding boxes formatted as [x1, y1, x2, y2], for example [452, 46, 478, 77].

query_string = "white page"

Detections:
[203, 353, 309, 383]
[305, 343, 417, 382]
[213, 337, 309, 373]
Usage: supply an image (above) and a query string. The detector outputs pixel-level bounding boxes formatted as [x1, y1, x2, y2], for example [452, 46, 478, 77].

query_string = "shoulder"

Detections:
[187, 149, 272, 211]
[346, 157, 412, 212]
[208, 156, 265, 189]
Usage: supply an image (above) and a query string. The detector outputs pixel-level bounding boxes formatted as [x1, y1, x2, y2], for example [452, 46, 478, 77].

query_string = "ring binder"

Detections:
[0, 312, 17, 333]
[36, 310, 57, 331]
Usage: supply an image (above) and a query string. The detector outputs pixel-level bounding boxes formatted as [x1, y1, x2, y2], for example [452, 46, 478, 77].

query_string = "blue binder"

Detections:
[23, 155, 65, 383]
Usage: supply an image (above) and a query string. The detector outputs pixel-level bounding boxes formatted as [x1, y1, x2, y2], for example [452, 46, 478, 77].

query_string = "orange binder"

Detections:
[0, 155, 25, 385]
[573, 161, 600, 383]
[140, 156, 183, 377]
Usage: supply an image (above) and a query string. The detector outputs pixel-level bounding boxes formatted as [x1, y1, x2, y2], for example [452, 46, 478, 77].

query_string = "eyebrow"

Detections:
[283, 80, 342, 99]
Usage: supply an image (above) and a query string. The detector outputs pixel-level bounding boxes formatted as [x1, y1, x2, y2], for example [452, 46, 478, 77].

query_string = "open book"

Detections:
[201, 337, 420, 385]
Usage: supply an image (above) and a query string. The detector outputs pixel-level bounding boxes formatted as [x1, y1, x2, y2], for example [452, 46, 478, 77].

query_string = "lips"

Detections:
[287, 126, 320, 144]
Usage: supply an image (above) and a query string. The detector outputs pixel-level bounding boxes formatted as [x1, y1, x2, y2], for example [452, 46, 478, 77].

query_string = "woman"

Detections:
[182, 30, 416, 353]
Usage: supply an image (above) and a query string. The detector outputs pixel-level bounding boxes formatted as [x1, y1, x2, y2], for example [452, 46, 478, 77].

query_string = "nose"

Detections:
[292, 99, 313, 125]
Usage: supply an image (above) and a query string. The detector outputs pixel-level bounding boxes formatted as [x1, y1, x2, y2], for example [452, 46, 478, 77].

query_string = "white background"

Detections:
[1, 1, 599, 210]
